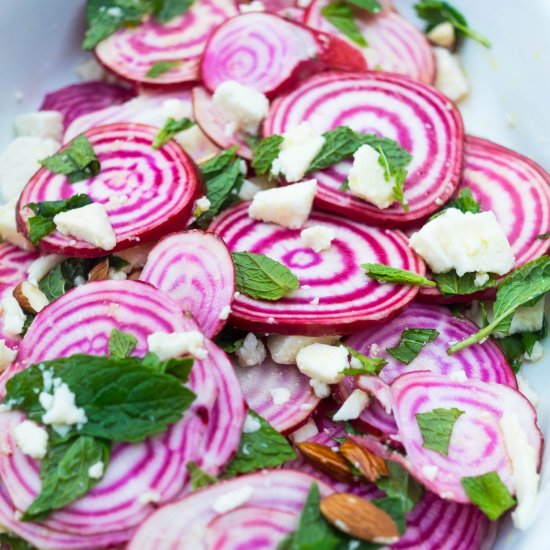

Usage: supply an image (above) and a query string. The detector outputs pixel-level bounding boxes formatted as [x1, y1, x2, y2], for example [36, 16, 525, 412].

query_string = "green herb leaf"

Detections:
[186, 461, 218, 490]
[224, 411, 296, 477]
[21, 313, 35, 337]
[376, 146, 408, 212]
[213, 325, 247, 353]
[38, 258, 96, 301]
[342, 344, 386, 375]
[321, 3, 367, 47]
[152, 117, 194, 148]
[108, 328, 138, 358]
[250, 135, 284, 176]
[376, 461, 423, 514]
[537, 232, 550, 240]
[461, 472, 516, 520]
[371, 496, 407, 535]
[23, 436, 110, 521]
[387, 328, 439, 365]
[448, 187, 481, 214]
[232, 252, 300, 301]
[362, 264, 436, 287]
[415, 407, 464, 455]
[0, 533, 38, 550]
[434, 270, 495, 296]
[414, 0, 490, 47]
[345, 0, 382, 12]
[145, 60, 182, 78]
[152, 0, 195, 23]
[27, 217, 56, 247]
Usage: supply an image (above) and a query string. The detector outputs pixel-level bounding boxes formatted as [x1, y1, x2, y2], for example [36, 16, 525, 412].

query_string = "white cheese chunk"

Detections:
[270, 122, 325, 183]
[219, 305, 231, 320]
[40, 381, 87, 434]
[409, 209, 515, 276]
[243, 413, 261, 433]
[0, 340, 16, 372]
[161, 98, 193, 121]
[174, 125, 220, 163]
[0, 198, 33, 250]
[525, 341, 544, 363]
[433, 47, 469, 102]
[139, 490, 162, 505]
[248, 179, 317, 229]
[269, 387, 291, 405]
[13, 420, 49, 460]
[53, 203, 117, 250]
[0, 137, 60, 201]
[500, 412, 540, 530]
[267, 334, 341, 365]
[300, 225, 335, 252]
[332, 389, 369, 421]
[15, 111, 63, 141]
[348, 144, 397, 209]
[509, 298, 545, 335]
[297, 343, 349, 384]
[309, 379, 331, 398]
[212, 485, 254, 514]
[75, 57, 106, 81]
[147, 331, 208, 361]
[213, 81, 269, 135]
[238, 179, 263, 201]
[236, 333, 266, 367]
[194, 196, 211, 214]
[27, 254, 65, 286]
[88, 461, 105, 479]
[427, 22, 456, 48]
[290, 419, 319, 443]
[107, 268, 127, 281]
[1, 294, 26, 337]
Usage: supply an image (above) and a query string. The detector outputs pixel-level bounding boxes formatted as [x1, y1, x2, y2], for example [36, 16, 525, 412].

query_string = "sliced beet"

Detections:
[17, 123, 201, 258]
[40, 82, 135, 128]
[94, 0, 238, 87]
[210, 203, 425, 335]
[305, 0, 435, 84]
[264, 72, 464, 227]
[140, 231, 235, 338]
[200, 13, 367, 97]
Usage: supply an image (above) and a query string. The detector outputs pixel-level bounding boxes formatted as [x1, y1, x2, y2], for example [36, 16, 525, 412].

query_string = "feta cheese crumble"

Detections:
[219, 305, 231, 320]
[269, 387, 291, 405]
[27, 254, 65, 286]
[433, 47, 469, 102]
[525, 341, 544, 362]
[509, 298, 545, 334]
[409, 209, 514, 276]
[212, 485, 254, 514]
[248, 179, 317, 229]
[39, 381, 87, 435]
[332, 389, 369, 421]
[296, 343, 349, 384]
[15, 111, 63, 142]
[290, 419, 319, 443]
[309, 379, 331, 398]
[147, 331, 208, 361]
[88, 461, 105, 479]
[0, 340, 16, 372]
[267, 334, 341, 365]
[1, 294, 26, 337]
[0, 198, 33, 250]
[427, 22, 456, 48]
[300, 225, 335, 252]
[236, 333, 266, 367]
[13, 420, 49, 460]
[194, 196, 211, 216]
[243, 413, 261, 433]
[270, 122, 325, 182]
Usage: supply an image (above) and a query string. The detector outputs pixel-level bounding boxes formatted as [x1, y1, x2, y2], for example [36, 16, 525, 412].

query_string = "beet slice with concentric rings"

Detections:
[200, 13, 367, 97]
[305, 0, 435, 84]
[140, 231, 235, 338]
[264, 72, 464, 227]
[40, 82, 135, 128]
[94, 0, 238, 87]
[17, 123, 201, 258]
[209, 202, 425, 335]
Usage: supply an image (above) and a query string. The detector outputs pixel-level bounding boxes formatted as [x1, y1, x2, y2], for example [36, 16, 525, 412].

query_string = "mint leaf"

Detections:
[108, 329, 137, 358]
[461, 472, 515, 520]
[362, 264, 436, 287]
[376, 145, 408, 212]
[371, 496, 407, 535]
[0, 533, 37, 550]
[434, 270, 495, 296]
[153, 0, 195, 23]
[415, 407, 464, 455]
[448, 187, 481, 214]
[224, 411, 295, 477]
[387, 328, 439, 365]
[38, 258, 95, 301]
[376, 461, 423, 514]
[187, 461, 217, 490]
[414, 0, 490, 47]
[232, 252, 300, 301]
[41, 134, 100, 183]
[23, 436, 110, 521]
[140, 352, 194, 382]
[27, 217, 56, 246]
[146, 60, 182, 78]
[321, 3, 367, 47]
[38, 264, 66, 301]
[4, 354, 196, 443]
[213, 325, 247, 353]
[345, 0, 381, 12]
[21, 313, 35, 337]
[250, 135, 284, 176]
[152, 117, 194, 148]
[342, 344, 386, 375]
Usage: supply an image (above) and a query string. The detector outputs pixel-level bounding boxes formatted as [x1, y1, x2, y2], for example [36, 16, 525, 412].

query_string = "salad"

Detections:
[0, 0, 548, 549]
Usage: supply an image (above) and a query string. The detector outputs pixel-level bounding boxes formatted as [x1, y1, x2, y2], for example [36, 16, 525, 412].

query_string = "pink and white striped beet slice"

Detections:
[140, 231, 235, 338]
[264, 72, 464, 227]
[390, 371, 542, 502]
[17, 123, 201, 258]
[94, 0, 238, 87]
[128, 470, 332, 549]
[200, 13, 367, 96]
[210, 203, 425, 335]
[305, 0, 434, 84]
[40, 81, 135, 128]
[235, 357, 320, 434]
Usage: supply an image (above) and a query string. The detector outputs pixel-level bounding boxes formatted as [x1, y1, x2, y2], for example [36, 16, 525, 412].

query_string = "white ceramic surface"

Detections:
[0, 1, 549, 548]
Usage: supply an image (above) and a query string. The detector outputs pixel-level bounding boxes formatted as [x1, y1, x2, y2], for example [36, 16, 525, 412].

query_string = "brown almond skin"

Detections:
[88, 259, 110, 281]
[320, 493, 400, 543]
[297, 442, 355, 483]
[13, 283, 36, 314]
[340, 440, 388, 483]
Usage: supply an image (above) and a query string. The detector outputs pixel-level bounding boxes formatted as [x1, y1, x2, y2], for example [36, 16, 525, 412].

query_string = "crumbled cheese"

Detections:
[243, 413, 261, 433]
[248, 179, 317, 229]
[27, 254, 65, 285]
[516, 374, 539, 407]
[0, 340, 16, 372]
[525, 341, 544, 362]
[88, 461, 104, 479]
[240, 0, 265, 12]
[509, 298, 545, 334]
[1, 294, 26, 337]
[75, 57, 106, 81]
[174, 125, 220, 161]
[212, 485, 254, 514]
[474, 272, 489, 287]
[449, 370, 468, 383]
[421, 464, 439, 481]
[193, 196, 211, 217]
[13, 420, 49, 459]
[499, 412, 540, 530]
[139, 490, 161, 505]
[54, 203, 117, 250]
[300, 225, 335, 252]
[212, 81, 269, 135]
[0, 137, 60, 201]
[433, 47, 469, 102]
[427, 22, 456, 48]
[40, 381, 87, 434]
[370, 343, 381, 357]
[107, 268, 127, 280]
[162, 98, 192, 120]
[332, 389, 369, 421]
[269, 387, 291, 405]
[147, 331, 208, 361]
[15, 111, 63, 141]
[236, 333, 266, 367]
[290, 419, 319, 443]
[409, 209, 515, 276]
[297, 343, 349, 384]
[238, 179, 263, 200]
[348, 144, 397, 209]
[309, 379, 331, 398]
[270, 122, 325, 182]
[267, 334, 341, 365]
[219, 305, 231, 320]
[0, 199, 33, 250]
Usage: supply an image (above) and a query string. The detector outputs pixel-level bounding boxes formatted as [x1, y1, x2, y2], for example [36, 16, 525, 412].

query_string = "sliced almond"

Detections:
[88, 259, 109, 282]
[128, 269, 142, 281]
[340, 440, 388, 482]
[296, 442, 355, 483]
[13, 282, 49, 314]
[320, 493, 400, 544]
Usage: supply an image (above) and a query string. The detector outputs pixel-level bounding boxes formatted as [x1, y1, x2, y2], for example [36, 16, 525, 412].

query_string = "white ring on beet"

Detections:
[264, 72, 464, 227]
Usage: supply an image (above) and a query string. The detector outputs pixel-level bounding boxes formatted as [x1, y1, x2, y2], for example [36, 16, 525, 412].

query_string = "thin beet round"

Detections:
[264, 72, 464, 227]
[210, 202, 425, 335]
[17, 123, 201, 258]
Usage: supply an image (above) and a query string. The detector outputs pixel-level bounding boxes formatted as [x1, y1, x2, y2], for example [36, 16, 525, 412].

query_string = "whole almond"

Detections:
[340, 440, 388, 482]
[13, 282, 49, 314]
[320, 493, 400, 544]
[297, 442, 355, 483]
[88, 259, 109, 281]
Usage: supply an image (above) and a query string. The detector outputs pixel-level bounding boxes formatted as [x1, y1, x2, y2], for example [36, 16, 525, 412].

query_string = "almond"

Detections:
[88, 259, 109, 282]
[128, 269, 142, 281]
[13, 282, 49, 314]
[297, 442, 355, 483]
[340, 440, 388, 482]
[320, 493, 400, 544]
